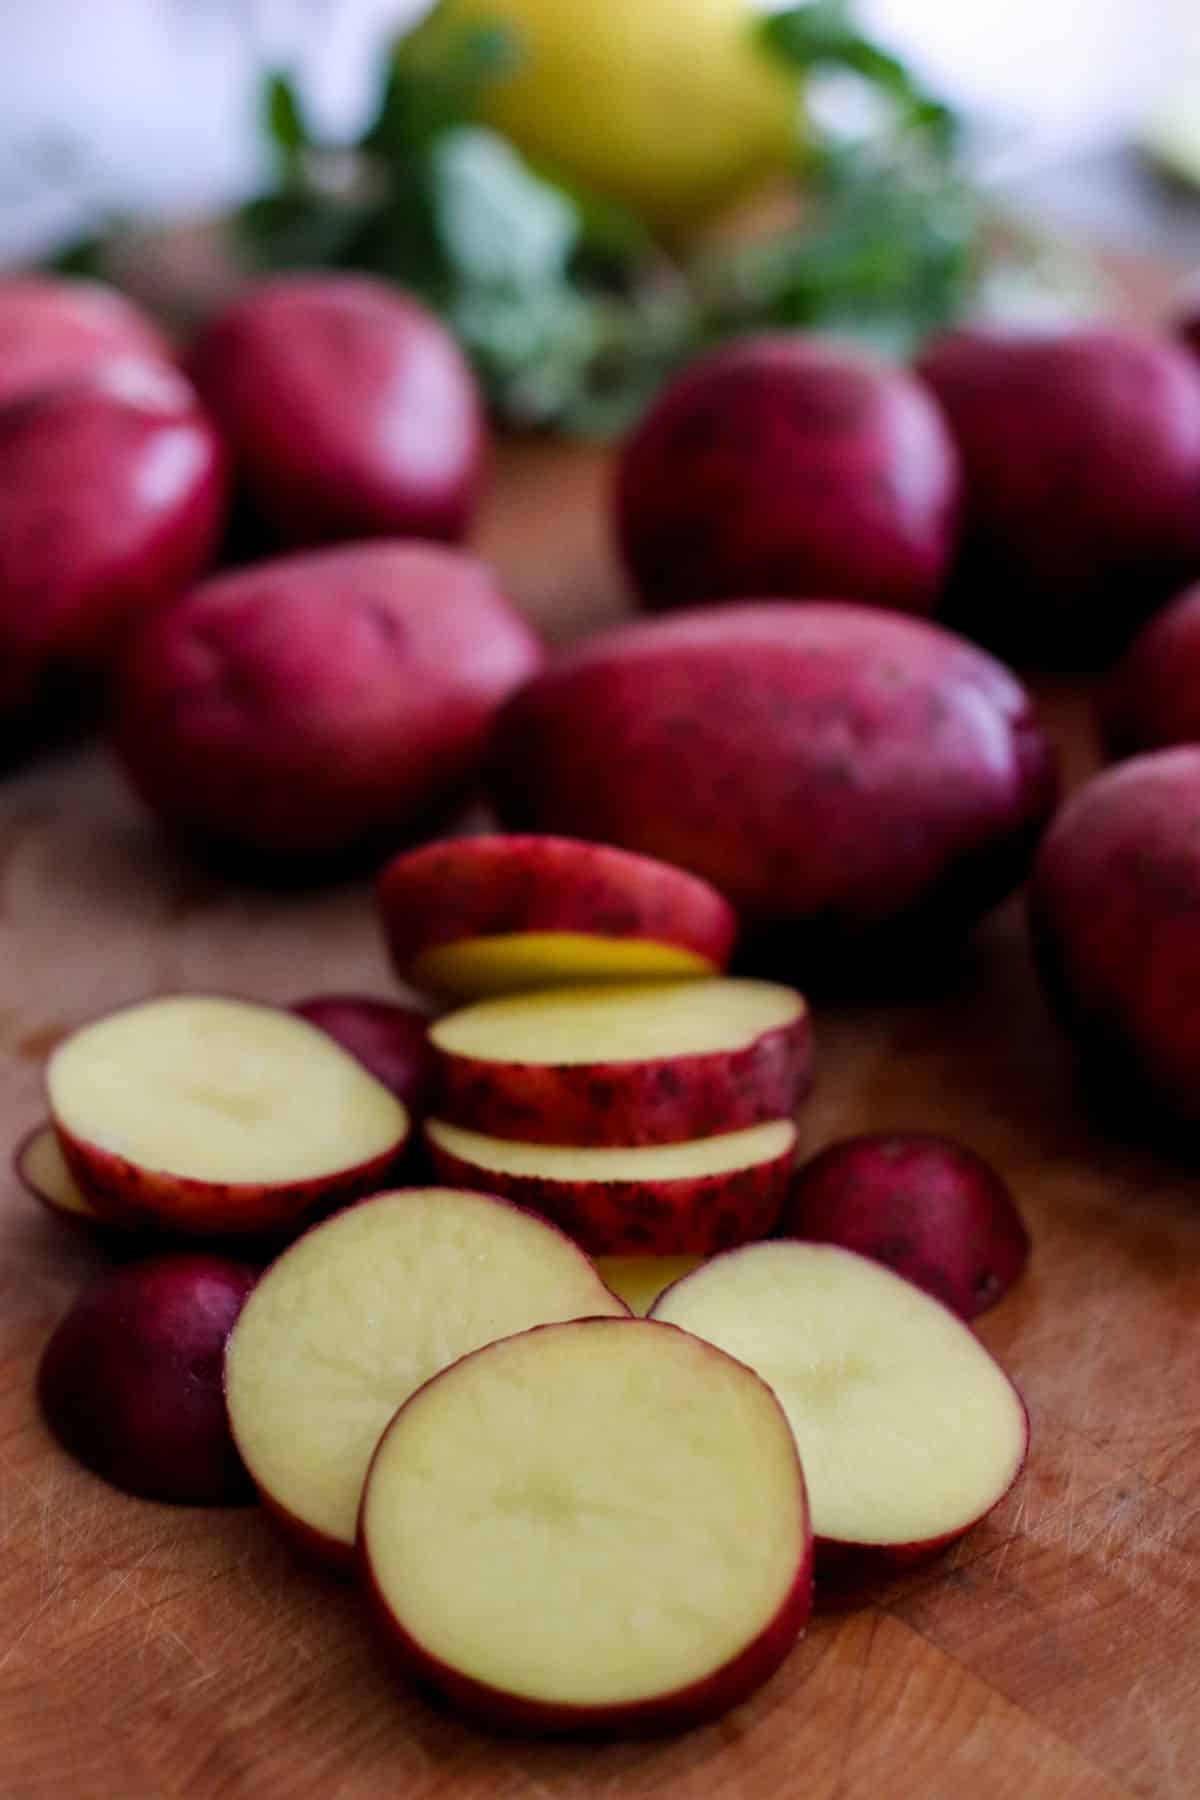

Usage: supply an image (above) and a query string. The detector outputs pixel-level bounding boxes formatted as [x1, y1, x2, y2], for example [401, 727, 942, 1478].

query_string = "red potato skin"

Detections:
[53, 1124, 408, 1241]
[1028, 747, 1200, 1122]
[616, 334, 960, 617]
[424, 1126, 795, 1255]
[38, 1253, 257, 1505]
[433, 1007, 812, 1147]
[377, 835, 738, 983]
[489, 603, 1057, 955]
[1102, 581, 1200, 758]
[0, 360, 228, 727]
[919, 325, 1200, 665]
[113, 542, 543, 870]
[358, 1317, 814, 1736]
[0, 275, 172, 408]
[777, 1133, 1029, 1320]
[189, 274, 485, 549]
[290, 996, 433, 1115]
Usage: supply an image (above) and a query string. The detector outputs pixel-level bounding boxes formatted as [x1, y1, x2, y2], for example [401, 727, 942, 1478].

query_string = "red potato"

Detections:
[489, 603, 1057, 961]
[47, 996, 410, 1238]
[0, 358, 227, 729]
[0, 275, 172, 408]
[225, 1188, 629, 1567]
[778, 1133, 1029, 1320]
[651, 1243, 1028, 1568]
[290, 995, 433, 1114]
[919, 324, 1200, 664]
[113, 542, 542, 870]
[616, 334, 960, 616]
[360, 1318, 812, 1735]
[189, 274, 485, 549]
[429, 978, 811, 1146]
[38, 1253, 257, 1504]
[424, 1117, 797, 1255]
[1028, 748, 1200, 1121]
[377, 834, 737, 1001]
[1102, 581, 1200, 757]
[15, 1122, 117, 1240]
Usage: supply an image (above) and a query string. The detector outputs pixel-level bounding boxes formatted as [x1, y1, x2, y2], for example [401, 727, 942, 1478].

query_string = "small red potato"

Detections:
[424, 1116, 797, 1255]
[38, 1252, 257, 1504]
[430, 978, 810, 1146]
[1103, 580, 1200, 757]
[0, 359, 227, 728]
[377, 834, 738, 1001]
[0, 275, 172, 408]
[1029, 748, 1200, 1121]
[189, 274, 485, 548]
[616, 334, 960, 616]
[360, 1318, 813, 1735]
[113, 542, 542, 870]
[778, 1133, 1029, 1319]
[919, 324, 1200, 663]
[489, 603, 1057, 955]
[46, 996, 410, 1239]
[224, 1188, 629, 1567]
[290, 995, 433, 1115]
[15, 1122, 119, 1241]
[651, 1242, 1028, 1568]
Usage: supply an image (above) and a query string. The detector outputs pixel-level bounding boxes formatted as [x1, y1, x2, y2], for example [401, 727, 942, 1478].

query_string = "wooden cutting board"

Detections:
[4, 442, 1200, 1800]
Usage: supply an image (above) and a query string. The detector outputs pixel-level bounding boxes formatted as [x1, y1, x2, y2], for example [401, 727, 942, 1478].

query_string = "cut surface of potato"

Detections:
[16, 1125, 95, 1219]
[425, 1117, 796, 1255]
[46, 997, 408, 1235]
[377, 833, 737, 1002]
[360, 1317, 812, 1732]
[415, 932, 715, 999]
[593, 1256, 703, 1316]
[651, 1242, 1027, 1557]
[431, 978, 810, 1145]
[225, 1188, 629, 1564]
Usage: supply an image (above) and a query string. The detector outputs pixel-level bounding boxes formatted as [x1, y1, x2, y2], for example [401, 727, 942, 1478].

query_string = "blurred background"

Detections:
[1, 0, 1196, 266]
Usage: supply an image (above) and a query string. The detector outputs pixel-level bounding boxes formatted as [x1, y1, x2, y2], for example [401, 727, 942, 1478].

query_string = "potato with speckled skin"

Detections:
[1029, 748, 1200, 1122]
[617, 336, 960, 616]
[189, 275, 485, 549]
[425, 1117, 797, 1255]
[113, 543, 542, 871]
[0, 359, 227, 732]
[778, 1133, 1029, 1319]
[489, 603, 1057, 964]
[38, 1253, 257, 1504]
[430, 979, 811, 1146]
[920, 325, 1200, 664]
[0, 275, 172, 408]
[377, 834, 737, 1000]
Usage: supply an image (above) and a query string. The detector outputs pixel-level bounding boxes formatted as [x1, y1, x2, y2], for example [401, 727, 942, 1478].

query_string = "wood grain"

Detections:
[4, 445, 1200, 1800]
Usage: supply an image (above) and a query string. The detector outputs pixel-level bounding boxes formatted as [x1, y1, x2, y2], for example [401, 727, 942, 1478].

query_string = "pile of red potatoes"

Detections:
[9, 261, 1200, 1736]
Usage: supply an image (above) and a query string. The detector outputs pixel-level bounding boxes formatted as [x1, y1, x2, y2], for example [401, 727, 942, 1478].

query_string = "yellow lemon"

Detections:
[401, 0, 801, 231]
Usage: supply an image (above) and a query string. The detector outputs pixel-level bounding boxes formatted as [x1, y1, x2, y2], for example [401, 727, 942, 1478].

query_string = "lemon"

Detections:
[401, 0, 802, 231]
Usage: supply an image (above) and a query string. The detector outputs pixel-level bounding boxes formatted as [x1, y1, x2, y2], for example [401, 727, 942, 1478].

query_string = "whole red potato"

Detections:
[919, 325, 1200, 664]
[616, 335, 961, 616]
[290, 995, 433, 1114]
[0, 359, 227, 731]
[778, 1133, 1029, 1319]
[489, 603, 1057, 964]
[113, 541, 543, 871]
[189, 274, 485, 549]
[1029, 747, 1200, 1120]
[0, 274, 172, 408]
[1103, 581, 1200, 757]
[38, 1252, 257, 1505]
